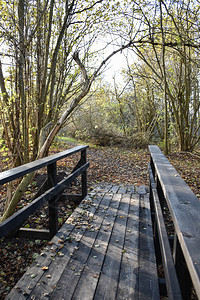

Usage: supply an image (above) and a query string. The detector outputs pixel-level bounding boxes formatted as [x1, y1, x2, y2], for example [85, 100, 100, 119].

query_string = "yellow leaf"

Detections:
[41, 266, 49, 271]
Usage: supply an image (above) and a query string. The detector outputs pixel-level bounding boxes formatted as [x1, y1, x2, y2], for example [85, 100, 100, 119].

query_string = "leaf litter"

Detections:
[0, 140, 199, 298]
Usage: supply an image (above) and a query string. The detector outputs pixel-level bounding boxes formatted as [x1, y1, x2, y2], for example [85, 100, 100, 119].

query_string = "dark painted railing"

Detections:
[149, 145, 200, 300]
[0, 145, 89, 240]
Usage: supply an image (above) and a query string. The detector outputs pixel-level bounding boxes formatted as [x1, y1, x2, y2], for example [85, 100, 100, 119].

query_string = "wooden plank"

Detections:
[116, 193, 140, 299]
[138, 190, 160, 300]
[165, 186, 200, 298]
[127, 185, 135, 194]
[28, 191, 106, 299]
[71, 192, 122, 300]
[149, 165, 182, 299]
[7, 184, 160, 300]
[152, 187, 182, 299]
[16, 228, 50, 240]
[109, 185, 120, 193]
[93, 184, 113, 193]
[0, 145, 88, 185]
[117, 185, 128, 194]
[149, 145, 200, 298]
[51, 191, 121, 299]
[94, 192, 130, 299]
[6, 239, 60, 300]
[6, 191, 102, 299]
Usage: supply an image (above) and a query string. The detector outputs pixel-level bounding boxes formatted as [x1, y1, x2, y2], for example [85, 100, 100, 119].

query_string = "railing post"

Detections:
[47, 162, 58, 238]
[81, 149, 87, 199]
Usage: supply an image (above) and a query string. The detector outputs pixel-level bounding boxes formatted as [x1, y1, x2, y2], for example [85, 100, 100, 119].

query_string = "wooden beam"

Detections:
[0, 162, 89, 239]
[0, 145, 89, 185]
[17, 228, 50, 240]
[149, 145, 200, 297]
[59, 194, 82, 202]
[149, 164, 182, 299]
[138, 188, 160, 300]
[48, 162, 58, 238]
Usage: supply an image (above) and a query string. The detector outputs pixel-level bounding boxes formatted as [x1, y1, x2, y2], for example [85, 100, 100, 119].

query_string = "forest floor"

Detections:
[0, 138, 200, 298]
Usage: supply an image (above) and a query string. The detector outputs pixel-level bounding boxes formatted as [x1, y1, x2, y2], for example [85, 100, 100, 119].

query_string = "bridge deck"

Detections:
[6, 184, 159, 300]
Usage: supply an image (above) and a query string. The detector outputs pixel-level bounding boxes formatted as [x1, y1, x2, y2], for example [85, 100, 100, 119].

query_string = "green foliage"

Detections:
[0, 0, 200, 222]
[0, 0, 130, 167]
[65, 82, 155, 149]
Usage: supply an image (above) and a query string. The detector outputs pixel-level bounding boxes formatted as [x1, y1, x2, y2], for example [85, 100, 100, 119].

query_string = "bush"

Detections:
[74, 125, 124, 147]
[131, 132, 150, 149]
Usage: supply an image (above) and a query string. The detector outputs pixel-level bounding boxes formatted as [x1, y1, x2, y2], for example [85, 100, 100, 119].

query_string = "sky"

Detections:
[98, 44, 136, 87]
[103, 52, 127, 84]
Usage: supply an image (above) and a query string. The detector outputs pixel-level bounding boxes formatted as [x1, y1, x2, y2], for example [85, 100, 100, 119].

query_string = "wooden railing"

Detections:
[149, 145, 200, 300]
[0, 145, 89, 240]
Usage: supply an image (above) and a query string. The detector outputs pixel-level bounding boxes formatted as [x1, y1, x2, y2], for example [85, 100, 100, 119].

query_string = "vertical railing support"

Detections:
[47, 162, 58, 238]
[81, 149, 87, 199]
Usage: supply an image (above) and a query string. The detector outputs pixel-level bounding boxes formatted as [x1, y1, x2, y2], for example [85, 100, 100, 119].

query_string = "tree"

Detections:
[125, 0, 200, 152]
[1, 0, 199, 221]
[123, 63, 160, 142]
[0, 0, 141, 221]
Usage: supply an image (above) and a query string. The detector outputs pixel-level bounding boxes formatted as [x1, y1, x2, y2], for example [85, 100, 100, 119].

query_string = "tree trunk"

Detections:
[18, 0, 29, 163]
[160, 0, 169, 155]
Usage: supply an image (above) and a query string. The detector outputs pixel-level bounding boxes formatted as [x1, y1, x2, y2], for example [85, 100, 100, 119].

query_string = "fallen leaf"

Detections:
[41, 266, 49, 271]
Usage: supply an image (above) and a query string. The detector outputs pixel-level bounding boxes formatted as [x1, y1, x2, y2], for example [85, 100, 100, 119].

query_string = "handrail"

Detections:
[0, 145, 89, 239]
[0, 145, 88, 185]
[149, 145, 200, 299]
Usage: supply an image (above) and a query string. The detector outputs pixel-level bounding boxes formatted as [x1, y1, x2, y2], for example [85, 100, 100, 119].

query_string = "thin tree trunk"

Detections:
[18, 0, 28, 163]
[160, 0, 168, 155]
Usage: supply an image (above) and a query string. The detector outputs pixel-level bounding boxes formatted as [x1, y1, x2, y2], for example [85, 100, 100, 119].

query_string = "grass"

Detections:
[57, 136, 78, 143]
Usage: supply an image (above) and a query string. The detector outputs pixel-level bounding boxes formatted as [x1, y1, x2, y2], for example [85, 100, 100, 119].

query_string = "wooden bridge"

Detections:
[0, 145, 200, 299]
